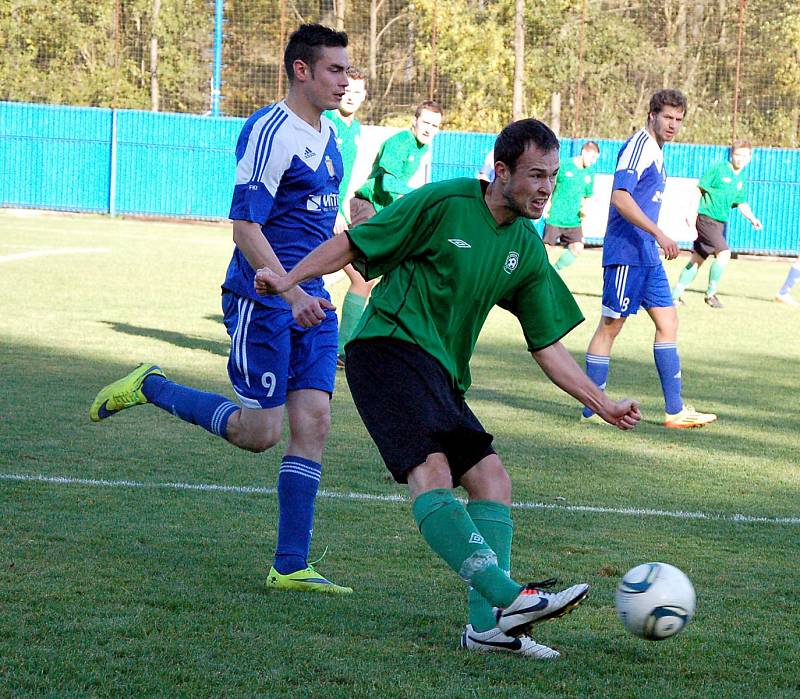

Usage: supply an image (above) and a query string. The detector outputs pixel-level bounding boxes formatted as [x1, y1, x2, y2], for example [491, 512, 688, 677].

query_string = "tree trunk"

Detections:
[335, 0, 345, 32]
[512, 0, 524, 120]
[550, 91, 561, 135]
[369, 0, 377, 82]
[150, 0, 161, 112]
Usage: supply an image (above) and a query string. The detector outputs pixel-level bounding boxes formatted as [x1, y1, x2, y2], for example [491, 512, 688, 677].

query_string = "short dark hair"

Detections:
[346, 66, 366, 82]
[284, 24, 348, 82]
[581, 140, 600, 153]
[414, 100, 443, 119]
[494, 119, 560, 172]
[649, 89, 688, 116]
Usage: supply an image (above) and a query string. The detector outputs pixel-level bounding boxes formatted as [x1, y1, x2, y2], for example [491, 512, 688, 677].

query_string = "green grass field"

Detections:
[1, 209, 798, 698]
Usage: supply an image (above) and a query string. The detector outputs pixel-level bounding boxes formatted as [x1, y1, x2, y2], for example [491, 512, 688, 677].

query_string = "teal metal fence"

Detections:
[2, 101, 799, 255]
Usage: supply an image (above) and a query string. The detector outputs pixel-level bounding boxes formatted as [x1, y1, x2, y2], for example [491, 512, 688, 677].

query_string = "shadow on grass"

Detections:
[101, 321, 229, 357]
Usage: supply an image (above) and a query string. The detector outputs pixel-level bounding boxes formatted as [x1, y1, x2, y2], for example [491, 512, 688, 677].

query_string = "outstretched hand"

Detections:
[255, 267, 291, 296]
[600, 398, 641, 430]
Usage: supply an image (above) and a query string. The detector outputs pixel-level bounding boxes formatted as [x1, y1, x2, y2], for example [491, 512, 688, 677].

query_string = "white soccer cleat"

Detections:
[495, 578, 590, 638]
[460, 624, 560, 659]
[775, 292, 799, 306]
[664, 404, 717, 429]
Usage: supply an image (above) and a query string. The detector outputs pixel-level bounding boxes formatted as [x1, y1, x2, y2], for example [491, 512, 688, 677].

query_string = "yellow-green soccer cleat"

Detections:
[664, 405, 717, 429]
[266, 565, 353, 594]
[89, 363, 165, 422]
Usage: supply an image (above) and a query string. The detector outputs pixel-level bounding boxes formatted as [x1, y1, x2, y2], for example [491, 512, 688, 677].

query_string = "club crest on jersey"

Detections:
[503, 251, 519, 274]
[307, 193, 339, 212]
[325, 155, 336, 178]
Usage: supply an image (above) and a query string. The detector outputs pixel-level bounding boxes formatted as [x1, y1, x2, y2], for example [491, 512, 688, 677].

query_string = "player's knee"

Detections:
[717, 249, 731, 263]
[229, 422, 282, 453]
[291, 407, 331, 446]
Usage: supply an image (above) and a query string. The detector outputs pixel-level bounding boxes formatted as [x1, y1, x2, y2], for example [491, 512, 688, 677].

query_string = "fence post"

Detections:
[109, 110, 118, 217]
[211, 0, 224, 116]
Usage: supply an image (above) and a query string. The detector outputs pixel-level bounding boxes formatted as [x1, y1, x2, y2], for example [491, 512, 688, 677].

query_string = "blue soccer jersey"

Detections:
[226, 100, 343, 307]
[602, 129, 666, 267]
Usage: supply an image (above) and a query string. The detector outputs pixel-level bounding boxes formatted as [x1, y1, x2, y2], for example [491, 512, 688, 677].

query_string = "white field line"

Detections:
[0, 247, 110, 263]
[1, 472, 798, 526]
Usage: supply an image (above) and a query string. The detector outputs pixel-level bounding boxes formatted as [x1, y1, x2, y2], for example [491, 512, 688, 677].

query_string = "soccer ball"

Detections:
[615, 562, 696, 640]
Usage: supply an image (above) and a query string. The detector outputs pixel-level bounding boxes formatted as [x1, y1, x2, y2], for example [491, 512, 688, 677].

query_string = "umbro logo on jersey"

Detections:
[304, 147, 316, 159]
[448, 239, 472, 248]
[468, 533, 485, 545]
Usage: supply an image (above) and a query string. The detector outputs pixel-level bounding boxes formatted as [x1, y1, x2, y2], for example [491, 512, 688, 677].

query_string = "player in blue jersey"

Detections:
[89, 24, 353, 593]
[582, 89, 717, 429]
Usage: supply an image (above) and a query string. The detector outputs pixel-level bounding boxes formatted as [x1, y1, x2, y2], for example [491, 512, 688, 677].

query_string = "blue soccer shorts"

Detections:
[222, 292, 338, 409]
[601, 263, 674, 318]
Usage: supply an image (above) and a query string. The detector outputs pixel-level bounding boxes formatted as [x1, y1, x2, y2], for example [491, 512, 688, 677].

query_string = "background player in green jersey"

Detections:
[255, 119, 641, 659]
[324, 65, 367, 235]
[671, 140, 762, 308]
[337, 100, 443, 366]
[542, 141, 600, 272]
[323, 66, 370, 362]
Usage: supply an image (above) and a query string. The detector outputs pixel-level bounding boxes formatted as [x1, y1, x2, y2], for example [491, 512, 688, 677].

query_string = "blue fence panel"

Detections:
[115, 110, 243, 219]
[0, 101, 112, 212]
[431, 131, 496, 182]
[2, 100, 799, 255]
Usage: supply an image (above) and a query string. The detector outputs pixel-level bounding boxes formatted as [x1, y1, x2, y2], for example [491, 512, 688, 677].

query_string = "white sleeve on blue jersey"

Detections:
[612, 130, 660, 194]
[229, 106, 294, 225]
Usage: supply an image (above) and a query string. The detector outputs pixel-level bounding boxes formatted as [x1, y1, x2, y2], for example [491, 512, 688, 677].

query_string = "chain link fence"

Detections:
[2, 0, 799, 145]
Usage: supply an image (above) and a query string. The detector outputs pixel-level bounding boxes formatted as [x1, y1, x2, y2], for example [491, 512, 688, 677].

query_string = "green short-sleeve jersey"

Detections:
[355, 130, 428, 213]
[346, 178, 584, 393]
[546, 157, 595, 228]
[323, 110, 362, 218]
[697, 161, 748, 223]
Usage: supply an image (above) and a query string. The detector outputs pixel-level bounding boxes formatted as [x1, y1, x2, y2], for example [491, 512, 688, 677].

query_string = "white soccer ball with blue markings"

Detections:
[615, 562, 695, 640]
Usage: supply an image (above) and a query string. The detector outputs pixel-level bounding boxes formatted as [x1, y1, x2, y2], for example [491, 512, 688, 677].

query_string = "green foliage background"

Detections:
[1, 0, 800, 145]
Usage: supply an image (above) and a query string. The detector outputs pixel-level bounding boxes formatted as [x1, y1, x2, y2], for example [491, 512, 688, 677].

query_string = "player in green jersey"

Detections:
[323, 65, 367, 234]
[323, 66, 370, 361]
[337, 100, 443, 366]
[671, 140, 762, 308]
[542, 141, 600, 272]
[255, 119, 641, 659]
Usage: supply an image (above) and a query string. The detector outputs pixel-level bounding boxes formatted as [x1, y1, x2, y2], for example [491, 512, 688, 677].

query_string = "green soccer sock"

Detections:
[337, 291, 368, 356]
[412, 490, 522, 609]
[466, 500, 513, 632]
[706, 258, 728, 297]
[672, 262, 699, 299]
[554, 248, 577, 271]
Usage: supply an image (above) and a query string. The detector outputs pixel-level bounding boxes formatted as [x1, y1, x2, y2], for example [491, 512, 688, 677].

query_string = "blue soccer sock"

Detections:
[653, 342, 683, 415]
[582, 353, 610, 417]
[142, 375, 239, 439]
[273, 455, 322, 575]
[779, 262, 800, 295]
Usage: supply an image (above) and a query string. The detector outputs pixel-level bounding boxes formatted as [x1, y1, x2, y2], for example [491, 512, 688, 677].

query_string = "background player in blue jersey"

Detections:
[89, 24, 353, 594]
[582, 89, 717, 429]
